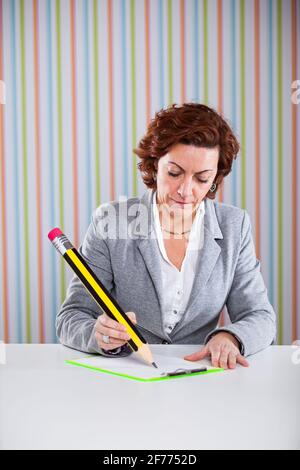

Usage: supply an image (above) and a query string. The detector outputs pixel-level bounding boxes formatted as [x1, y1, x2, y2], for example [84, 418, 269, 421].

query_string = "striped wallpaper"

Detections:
[0, 0, 299, 345]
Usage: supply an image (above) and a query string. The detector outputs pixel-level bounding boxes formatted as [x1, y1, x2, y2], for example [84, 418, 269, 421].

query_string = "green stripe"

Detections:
[93, 0, 101, 206]
[130, 0, 137, 196]
[20, 0, 31, 342]
[203, 0, 208, 104]
[65, 359, 224, 382]
[167, 0, 173, 104]
[240, 0, 246, 209]
[56, 0, 65, 301]
[277, 0, 283, 344]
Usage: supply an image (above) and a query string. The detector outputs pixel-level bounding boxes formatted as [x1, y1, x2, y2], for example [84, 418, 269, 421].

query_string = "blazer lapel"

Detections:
[132, 190, 165, 335]
[137, 238, 165, 316]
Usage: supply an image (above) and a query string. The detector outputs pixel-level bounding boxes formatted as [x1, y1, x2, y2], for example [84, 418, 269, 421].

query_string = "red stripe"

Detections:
[180, 0, 186, 103]
[33, 0, 45, 342]
[107, 0, 115, 201]
[70, 0, 79, 247]
[254, 0, 261, 259]
[0, 0, 9, 342]
[291, 0, 298, 341]
[145, 0, 151, 124]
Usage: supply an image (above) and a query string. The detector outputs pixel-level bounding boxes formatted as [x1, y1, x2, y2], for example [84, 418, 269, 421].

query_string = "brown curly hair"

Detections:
[134, 103, 239, 199]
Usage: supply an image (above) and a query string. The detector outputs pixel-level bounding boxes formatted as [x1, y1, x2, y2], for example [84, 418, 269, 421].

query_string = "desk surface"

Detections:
[0, 344, 299, 450]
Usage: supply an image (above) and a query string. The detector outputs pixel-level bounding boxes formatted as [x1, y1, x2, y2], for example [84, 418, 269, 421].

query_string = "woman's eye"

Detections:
[168, 171, 208, 184]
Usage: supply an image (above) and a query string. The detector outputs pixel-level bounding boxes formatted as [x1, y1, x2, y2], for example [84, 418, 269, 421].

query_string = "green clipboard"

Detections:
[65, 355, 223, 382]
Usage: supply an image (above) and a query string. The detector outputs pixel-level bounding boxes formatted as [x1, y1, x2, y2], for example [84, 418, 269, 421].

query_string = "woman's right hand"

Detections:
[94, 311, 137, 351]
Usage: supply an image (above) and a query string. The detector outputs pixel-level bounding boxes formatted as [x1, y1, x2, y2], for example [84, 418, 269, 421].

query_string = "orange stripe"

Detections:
[107, 0, 115, 201]
[33, 0, 45, 342]
[70, 0, 79, 247]
[217, 0, 224, 205]
[0, 0, 9, 342]
[217, 0, 225, 326]
[217, 0, 223, 115]
[218, 311, 225, 328]
[291, 0, 298, 341]
[180, 0, 186, 103]
[254, 0, 261, 260]
[145, 0, 151, 124]
[254, 2, 264, 344]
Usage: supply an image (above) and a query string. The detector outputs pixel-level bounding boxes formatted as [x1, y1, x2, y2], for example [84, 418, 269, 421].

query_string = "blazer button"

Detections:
[162, 340, 170, 344]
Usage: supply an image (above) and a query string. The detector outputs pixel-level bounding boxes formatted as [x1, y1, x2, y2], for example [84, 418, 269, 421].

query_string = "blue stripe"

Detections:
[121, 0, 128, 196]
[158, 0, 164, 108]
[83, 0, 92, 223]
[46, 0, 58, 342]
[268, 0, 274, 308]
[231, 0, 237, 206]
[193, 0, 199, 101]
[10, 0, 22, 342]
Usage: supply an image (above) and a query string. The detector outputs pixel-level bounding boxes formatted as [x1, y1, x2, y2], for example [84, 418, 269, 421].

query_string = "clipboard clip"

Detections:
[161, 367, 207, 377]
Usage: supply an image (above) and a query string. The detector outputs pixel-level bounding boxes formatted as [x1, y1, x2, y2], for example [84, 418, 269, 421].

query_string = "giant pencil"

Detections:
[48, 228, 157, 368]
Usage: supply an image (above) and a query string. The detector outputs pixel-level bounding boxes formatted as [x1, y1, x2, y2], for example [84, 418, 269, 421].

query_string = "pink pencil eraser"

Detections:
[48, 227, 63, 242]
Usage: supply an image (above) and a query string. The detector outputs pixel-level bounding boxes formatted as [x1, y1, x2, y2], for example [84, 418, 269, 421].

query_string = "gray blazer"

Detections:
[57, 189, 277, 357]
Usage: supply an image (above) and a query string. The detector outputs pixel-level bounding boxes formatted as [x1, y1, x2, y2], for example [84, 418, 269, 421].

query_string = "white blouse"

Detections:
[152, 191, 205, 336]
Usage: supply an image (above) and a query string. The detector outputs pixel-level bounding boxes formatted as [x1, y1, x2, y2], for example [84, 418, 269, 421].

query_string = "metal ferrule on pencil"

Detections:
[51, 233, 73, 256]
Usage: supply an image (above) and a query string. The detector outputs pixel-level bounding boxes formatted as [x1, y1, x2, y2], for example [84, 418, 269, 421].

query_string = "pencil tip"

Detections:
[152, 362, 158, 369]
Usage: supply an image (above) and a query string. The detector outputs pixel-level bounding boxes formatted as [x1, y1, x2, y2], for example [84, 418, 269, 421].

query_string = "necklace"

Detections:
[162, 228, 191, 235]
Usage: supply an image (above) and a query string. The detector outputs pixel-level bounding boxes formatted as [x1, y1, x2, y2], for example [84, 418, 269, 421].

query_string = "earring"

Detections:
[209, 182, 217, 193]
[153, 172, 157, 182]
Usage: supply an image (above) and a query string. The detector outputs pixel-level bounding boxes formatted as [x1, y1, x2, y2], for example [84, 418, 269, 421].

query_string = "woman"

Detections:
[57, 103, 276, 370]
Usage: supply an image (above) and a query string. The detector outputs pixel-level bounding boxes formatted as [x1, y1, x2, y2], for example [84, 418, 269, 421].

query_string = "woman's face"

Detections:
[155, 143, 219, 214]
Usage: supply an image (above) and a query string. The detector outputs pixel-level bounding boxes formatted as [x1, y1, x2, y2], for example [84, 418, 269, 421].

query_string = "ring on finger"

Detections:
[102, 334, 110, 344]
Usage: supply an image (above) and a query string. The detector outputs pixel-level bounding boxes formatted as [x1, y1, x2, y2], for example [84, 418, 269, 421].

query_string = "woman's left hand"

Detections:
[183, 332, 249, 369]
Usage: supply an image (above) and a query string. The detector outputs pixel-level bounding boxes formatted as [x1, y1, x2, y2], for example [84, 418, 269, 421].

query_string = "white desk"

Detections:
[0, 344, 299, 450]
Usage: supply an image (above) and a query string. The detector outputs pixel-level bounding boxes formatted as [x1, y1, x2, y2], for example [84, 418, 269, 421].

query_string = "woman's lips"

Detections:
[170, 198, 193, 205]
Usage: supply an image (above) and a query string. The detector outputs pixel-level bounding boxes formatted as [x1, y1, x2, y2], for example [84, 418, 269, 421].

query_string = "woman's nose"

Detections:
[177, 177, 194, 198]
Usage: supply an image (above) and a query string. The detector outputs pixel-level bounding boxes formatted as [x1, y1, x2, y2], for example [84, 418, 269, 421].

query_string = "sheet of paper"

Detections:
[66, 352, 222, 381]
